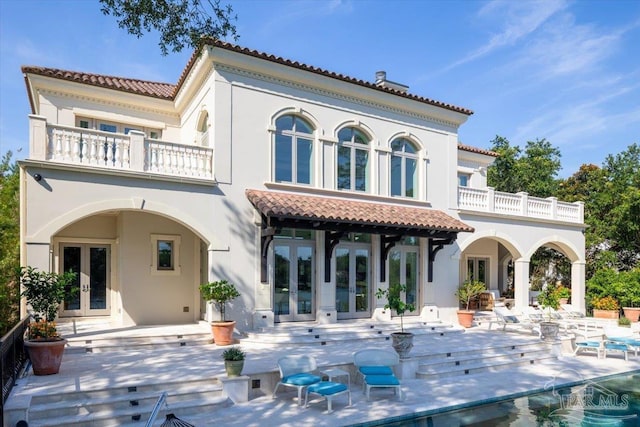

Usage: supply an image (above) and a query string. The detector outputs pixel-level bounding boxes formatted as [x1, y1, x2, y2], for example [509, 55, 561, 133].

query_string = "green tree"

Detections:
[487, 136, 561, 198]
[100, 0, 238, 55]
[0, 151, 20, 335]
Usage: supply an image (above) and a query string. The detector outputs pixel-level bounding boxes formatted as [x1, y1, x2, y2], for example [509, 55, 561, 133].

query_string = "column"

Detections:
[513, 258, 530, 311]
[571, 261, 586, 313]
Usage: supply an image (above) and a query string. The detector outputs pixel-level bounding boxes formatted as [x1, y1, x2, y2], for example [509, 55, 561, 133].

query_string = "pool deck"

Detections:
[5, 321, 640, 426]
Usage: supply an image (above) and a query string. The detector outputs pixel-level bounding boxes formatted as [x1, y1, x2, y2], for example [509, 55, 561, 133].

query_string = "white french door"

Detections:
[60, 243, 110, 317]
[274, 242, 315, 322]
[388, 246, 419, 317]
[335, 244, 371, 319]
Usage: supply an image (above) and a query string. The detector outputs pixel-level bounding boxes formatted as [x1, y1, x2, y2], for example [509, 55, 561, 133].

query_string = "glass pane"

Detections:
[458, 174, 469, 187]
[337, 145, 351, 190]
[297, 246, 313, 315]
[63, 246, 81, 311]
[336, 248, 350, 313]
[389, 250, 401, 289]
[275, 115, 294, 131]
[404, 236, 418, 246]
[354, 129, 368, 145]
[99, 123, 117, 133]
[294, 117, 313, 134]
[274, 246, 290, 315]
[90, 247, 107, 310]
[391, 139, 403, 152]
[338, 127, 352, 142]
[275, 134, 292, 182]
[295, 230, 314, 240]
[405, 141, 417, 154]
[275, 228, 294, 239]
[467, 259, 474, 281]
[478, 259, 487, 285]
[355, 249, 369, 312]
[353, 233, 371, 243]
[406, 251, 418, 310]
[406, 158, 416, 198]
[391, 155, 402, 196]
[355, 149, 368, 192]
[158, 241, 173, 270]
[296, 138, 312, 184]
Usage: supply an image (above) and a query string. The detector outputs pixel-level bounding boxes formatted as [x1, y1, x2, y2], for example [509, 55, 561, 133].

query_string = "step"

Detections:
[27, 378, 227, 427]
[416, 353, 558, 380]
[416, 348, 552, 374]
[64, 332, 212, 354]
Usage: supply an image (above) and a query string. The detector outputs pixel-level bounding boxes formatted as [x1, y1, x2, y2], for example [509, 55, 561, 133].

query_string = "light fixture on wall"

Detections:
[33, 173, 42, 182]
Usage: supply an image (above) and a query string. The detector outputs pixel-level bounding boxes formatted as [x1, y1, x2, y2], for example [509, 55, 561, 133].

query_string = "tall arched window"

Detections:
[337, 127, 369, 192]
[390, 138, 418, 198]
[274, 115, 314, 184]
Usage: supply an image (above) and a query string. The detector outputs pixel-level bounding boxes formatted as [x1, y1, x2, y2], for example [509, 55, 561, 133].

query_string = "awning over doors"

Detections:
[245, 189, 474, 283]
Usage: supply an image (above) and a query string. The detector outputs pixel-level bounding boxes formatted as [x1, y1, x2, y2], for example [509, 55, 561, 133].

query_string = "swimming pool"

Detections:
[350, 370, 640, 426]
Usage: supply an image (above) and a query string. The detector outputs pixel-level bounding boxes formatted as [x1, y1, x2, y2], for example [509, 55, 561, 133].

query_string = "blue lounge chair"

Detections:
[353, 349, 402, 400]
[273, 355, 322, 406]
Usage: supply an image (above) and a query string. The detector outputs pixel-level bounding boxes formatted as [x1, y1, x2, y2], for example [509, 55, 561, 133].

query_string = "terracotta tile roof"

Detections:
[21, 66, 175, 100]
[246, 189, 474, 234]
[458, 143, 499, 157]
[22, 40, 473, 116]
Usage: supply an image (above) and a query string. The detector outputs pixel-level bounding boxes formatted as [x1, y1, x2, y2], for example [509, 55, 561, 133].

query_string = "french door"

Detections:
[335, 244, 371, 319]
[274, 242, 315, 322]
[388, 246, 419, 317]
[60, 243, 110, 317]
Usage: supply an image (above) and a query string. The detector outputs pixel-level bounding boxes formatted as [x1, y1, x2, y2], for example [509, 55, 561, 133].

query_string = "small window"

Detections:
[458, 173, 470, 187]
[151, 234, 181, 275]
[149, 131, 159, 139]
[79, 120, 90, 129]
[124, 127, 142, 135]
[157, 240, 174, 270]
[273, 114, 314, 185]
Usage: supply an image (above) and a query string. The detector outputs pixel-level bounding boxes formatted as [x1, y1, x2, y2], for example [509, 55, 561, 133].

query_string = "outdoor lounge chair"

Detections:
[489, 306, 541, 338]
[353, 349, 402, 400]
[304, 381, 351, 413]
[273, 355, 322, 406]
[604, 326, 640, 357]
[574, 340, 603, 358]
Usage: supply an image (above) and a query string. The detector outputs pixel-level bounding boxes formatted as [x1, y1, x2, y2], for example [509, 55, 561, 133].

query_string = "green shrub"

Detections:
[222, 346, 245, 361]
[592, 295, 620, 311]
[618, 316, 631, 326]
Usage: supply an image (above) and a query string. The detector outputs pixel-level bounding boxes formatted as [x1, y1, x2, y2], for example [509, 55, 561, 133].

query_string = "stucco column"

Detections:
[571, 261, 586, 313]
[513, 259, 530, 311]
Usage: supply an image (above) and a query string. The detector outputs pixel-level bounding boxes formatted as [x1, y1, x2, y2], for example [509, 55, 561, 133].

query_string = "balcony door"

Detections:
[274, 242, 315, 322]
[60, 243, 110, 317]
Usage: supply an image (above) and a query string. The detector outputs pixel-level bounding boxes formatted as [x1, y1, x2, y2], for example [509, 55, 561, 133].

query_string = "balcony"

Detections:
[458, 186, 583, 224]
[28, 115, 214, 181]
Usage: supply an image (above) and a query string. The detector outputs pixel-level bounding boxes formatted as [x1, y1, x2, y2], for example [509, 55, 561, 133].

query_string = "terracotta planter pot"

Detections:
[224, 360, 244, 377]
[25, 339, 67, 375]
[622, 307, 640, 322]
[593, 309, 619, 319]
[211, 321, 236, 346]
[457, 310, 475, 328]
[390, 332, 414, 359]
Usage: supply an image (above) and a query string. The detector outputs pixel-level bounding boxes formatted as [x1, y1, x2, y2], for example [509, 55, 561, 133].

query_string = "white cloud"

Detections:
[442, 0, 568, 71]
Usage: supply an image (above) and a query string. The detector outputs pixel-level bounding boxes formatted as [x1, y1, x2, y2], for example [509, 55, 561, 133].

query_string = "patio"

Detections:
[4, 318, 639, 426]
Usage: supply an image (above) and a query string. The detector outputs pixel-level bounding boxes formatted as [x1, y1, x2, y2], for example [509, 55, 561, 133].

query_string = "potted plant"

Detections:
[591, 296, 620, 319]
[221, 346, 245, 377]
[376, 283, 415, 358]
[199, 280, 240, 346]
[618, 272, 640, 322]
[454, 280, 486, 328]
[20, 266, 76, 375]
[537, 284, 561, 341]
[554, 284, 571, 305]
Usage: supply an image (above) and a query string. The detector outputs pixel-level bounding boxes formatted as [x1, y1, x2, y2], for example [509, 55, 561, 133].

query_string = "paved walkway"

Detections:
[6, 321, 640, 426]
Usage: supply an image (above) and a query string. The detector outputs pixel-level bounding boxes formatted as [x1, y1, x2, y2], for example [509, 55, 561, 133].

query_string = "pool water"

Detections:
[365, 371, 640, 426]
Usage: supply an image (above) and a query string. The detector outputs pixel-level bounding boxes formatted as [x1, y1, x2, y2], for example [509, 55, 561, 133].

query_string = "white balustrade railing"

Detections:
[458, 186, 583, 223]
[30, 118, 214, 181]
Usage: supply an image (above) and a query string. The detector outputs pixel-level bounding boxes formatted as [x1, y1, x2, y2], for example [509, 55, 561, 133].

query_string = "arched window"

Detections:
[337, 127, 370, 192]
[274, 115, 314, 184]
[197, 112, 209, 146]
[390, 138, 418, 198]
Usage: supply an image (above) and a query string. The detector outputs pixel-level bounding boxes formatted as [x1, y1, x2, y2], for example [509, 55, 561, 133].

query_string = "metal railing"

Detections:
[1, 316, 30, 420]
[146, 391, 167, 427]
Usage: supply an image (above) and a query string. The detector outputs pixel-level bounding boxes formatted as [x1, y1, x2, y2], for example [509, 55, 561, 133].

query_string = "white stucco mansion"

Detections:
[19, 41, 586, 330]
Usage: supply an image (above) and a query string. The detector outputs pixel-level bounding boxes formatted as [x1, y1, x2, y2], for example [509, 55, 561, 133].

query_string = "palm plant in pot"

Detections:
[376, 283, 415, 358]
[200, 280, 240, 346]
[20, 266, 76, 375]
[221, 346, 245, 377]
[455, 280, 486, 328]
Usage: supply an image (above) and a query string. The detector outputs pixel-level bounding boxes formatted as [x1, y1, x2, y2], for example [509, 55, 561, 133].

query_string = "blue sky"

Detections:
[1, 0, 639, 177]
